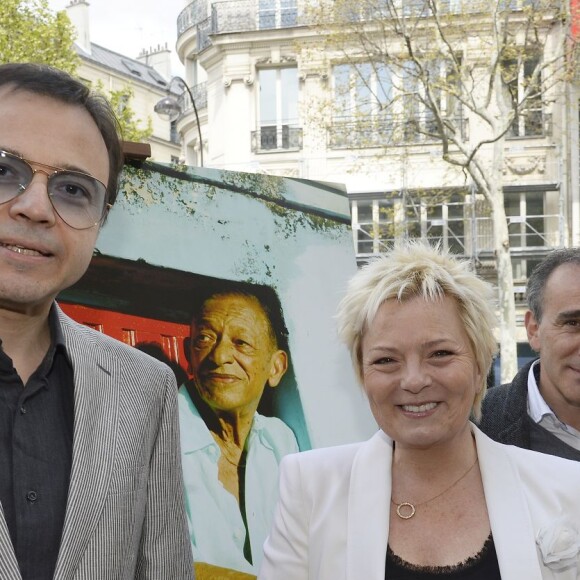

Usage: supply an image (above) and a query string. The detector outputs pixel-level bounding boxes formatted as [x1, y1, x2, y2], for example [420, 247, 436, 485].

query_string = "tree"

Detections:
[0, 0, 78, 72]
[310, 0, 576, 381]
[0, 1, 151, 142]
[104, 84, 154, 143]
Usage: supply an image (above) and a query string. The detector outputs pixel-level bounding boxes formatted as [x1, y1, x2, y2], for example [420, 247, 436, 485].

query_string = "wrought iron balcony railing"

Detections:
[328, 114, 468, 149]
[177, 0, 208, 36]
[178, 0, 300, 45]
[178, 82, 208, 115]
[251, 126, 303, 152]
[212, 0, 298, 34]
[338, 0, 563, 24]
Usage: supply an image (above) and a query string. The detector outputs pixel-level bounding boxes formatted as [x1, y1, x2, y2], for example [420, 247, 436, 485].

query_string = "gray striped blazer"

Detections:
[0, 306, 194, 579]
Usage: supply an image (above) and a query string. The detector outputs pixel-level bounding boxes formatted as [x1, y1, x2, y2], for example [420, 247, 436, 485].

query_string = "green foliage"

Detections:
[94, 81, 153, 142]
[0, 0, 78, 73]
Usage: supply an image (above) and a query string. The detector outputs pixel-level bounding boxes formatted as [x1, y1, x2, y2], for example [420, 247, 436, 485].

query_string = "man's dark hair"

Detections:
[189, 282, 290, 353]
[527, 248, 580, 322]
[0, 62, 123, 208]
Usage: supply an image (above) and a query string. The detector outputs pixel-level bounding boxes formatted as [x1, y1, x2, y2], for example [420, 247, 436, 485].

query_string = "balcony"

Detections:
[328, 114, 468, 149]
[251, 126, 303, 153]
[177, 82, 208, 115]
[178, 0, 299, 49]
[339, 0, 562, 23]
[177, 0, 208, 36]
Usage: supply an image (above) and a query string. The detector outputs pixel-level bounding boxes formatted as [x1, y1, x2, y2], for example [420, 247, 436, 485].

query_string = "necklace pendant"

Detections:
[395, 502, 416, 519]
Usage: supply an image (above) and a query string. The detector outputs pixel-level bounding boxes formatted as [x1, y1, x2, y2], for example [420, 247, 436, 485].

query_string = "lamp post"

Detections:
[154, 76, 204, 167]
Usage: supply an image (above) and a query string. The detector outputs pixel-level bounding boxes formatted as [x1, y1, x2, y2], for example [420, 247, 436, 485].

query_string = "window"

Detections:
[506, 191, 547, 249]
[401, 0, 431, 17]
[506, 56, 543, 138]
[352, 200, 377, 254]
[331, 63, 392, 148]
[331, 58, 462, 148]
[351, 198, 397, 255]
[334, 63, 392, 119]
[422, 193, 466, 254]
[403, 59, 462, 141]
[498, 0, 536, 10]
[115, 93, 129, 116]
[401, 191, 466, 252]
[257, 68, 300, 151]
[438, 0, 463, 13]
[505, 190, 560, 280]
[170, 121, 179, 144]
[350, 190, 467, 256]
[258, 0, 297, 29]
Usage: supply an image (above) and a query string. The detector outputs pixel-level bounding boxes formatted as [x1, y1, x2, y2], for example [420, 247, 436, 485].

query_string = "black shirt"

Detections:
[385, 534, 502, 579]
[0, 307, 75, 579]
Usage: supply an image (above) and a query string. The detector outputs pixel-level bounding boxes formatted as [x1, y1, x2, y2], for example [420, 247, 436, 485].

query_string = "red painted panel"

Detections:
[60, 303, 190, 380]
[572, 0, 580, 41]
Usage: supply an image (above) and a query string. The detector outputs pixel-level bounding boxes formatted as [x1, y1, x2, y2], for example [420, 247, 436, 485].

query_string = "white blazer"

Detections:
[259, 424, 580, 580]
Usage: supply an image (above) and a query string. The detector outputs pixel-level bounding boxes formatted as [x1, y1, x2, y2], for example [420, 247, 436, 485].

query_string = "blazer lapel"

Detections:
[0, 504, 22, 579]
[473, 426, 543, 580]
[346, 430, 392, 580]
[53, 314, 120, 579]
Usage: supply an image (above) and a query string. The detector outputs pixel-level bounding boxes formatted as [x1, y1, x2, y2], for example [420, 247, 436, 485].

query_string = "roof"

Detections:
[76, 42, 169, 90]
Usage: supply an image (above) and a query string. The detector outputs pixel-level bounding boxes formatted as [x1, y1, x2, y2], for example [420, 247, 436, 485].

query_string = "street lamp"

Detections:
[154, 76, 204, 167]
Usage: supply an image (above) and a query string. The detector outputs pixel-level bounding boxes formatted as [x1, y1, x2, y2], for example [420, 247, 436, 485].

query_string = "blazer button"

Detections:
[26, 490, 38, 503]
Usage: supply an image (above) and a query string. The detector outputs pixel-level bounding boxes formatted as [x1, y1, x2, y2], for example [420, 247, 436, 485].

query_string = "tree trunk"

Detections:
[490, 180, 518, 384]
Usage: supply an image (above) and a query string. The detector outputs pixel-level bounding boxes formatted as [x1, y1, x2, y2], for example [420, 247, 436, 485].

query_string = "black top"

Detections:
[0, 307, 75, 580]
[385, 534, 502, 579]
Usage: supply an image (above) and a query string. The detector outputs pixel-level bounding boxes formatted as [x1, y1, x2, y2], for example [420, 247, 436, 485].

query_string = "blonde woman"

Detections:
[259, 244, 580, 580]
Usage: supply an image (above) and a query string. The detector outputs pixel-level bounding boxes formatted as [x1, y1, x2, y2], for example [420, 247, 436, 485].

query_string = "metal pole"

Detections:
[174, 76, 204, 167]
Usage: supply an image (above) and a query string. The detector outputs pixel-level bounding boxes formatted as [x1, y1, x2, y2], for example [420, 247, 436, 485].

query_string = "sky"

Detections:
[47, 0, 187, 75]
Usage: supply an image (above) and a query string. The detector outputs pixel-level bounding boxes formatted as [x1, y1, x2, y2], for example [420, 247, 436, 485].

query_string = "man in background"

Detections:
[480, 248, 580, 460]
[179, 285, 298, 578]
[0, 63, 193, 578]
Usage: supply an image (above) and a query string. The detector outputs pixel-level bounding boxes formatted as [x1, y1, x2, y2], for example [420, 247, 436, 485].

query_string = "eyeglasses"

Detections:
[0, 149, 110, 230]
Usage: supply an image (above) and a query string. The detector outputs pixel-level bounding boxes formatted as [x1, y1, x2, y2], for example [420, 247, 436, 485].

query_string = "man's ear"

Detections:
[267, 350, 288, 388]
[524, 310, 541, 353]
[183, 337, 193, 373]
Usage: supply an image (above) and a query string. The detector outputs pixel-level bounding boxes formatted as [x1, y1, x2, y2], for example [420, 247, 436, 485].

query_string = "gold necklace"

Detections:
[391, 457, 478, 520]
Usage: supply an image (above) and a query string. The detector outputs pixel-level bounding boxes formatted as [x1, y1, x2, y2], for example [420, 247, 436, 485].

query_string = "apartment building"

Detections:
[64, 0, 181, 162]
[173, 1, 578, 357]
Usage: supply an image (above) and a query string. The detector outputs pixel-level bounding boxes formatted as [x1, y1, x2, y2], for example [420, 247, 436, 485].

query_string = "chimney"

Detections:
[137, 44, 172, 81]
[66, 0, 91, 54]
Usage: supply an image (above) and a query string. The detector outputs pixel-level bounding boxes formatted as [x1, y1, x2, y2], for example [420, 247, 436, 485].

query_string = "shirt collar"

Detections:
[179, 386, 220, 453]
[178, 384, 272, 455]
[48, 304, 71, 362]
[34, 304, 72, 379]
[0, 304, 70, 381]
[527, 359, 553, 423]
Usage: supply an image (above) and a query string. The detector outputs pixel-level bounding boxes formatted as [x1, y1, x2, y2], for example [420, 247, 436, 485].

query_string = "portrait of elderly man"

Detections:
[178, 283, 299, 578]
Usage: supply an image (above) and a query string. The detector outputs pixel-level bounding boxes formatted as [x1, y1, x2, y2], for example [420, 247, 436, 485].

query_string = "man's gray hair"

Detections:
[527, 248, 580, 323]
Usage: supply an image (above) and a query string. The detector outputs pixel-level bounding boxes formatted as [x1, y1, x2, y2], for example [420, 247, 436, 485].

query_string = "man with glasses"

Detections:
[0, 63, 194, 579]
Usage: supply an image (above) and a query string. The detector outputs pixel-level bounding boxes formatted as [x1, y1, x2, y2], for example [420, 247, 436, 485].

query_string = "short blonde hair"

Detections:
[336, 243, 498, 420]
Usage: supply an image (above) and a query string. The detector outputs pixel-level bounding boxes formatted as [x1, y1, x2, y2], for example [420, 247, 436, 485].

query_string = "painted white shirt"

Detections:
[527, 360, 580, 451]
[178, 385, 299, 574]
